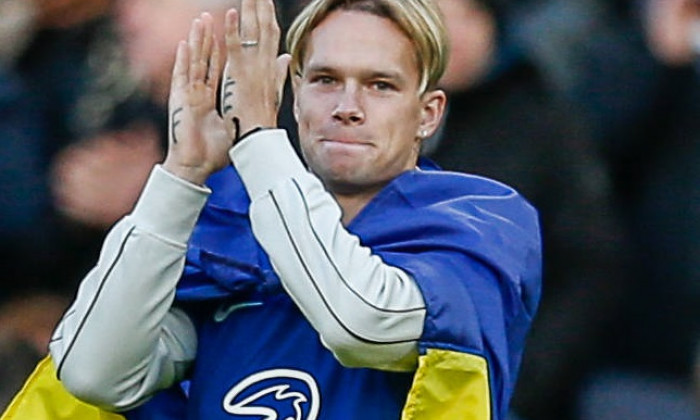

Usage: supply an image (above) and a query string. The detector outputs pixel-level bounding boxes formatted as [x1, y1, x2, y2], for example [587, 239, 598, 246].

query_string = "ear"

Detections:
[417, 89, 447, 139]
[291, 72, 302, 122]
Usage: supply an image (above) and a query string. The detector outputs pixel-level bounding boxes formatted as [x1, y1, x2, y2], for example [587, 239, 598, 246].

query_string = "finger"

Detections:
[189, 18, 205, 83]
[208, 39, 222, 92]
[258, 0, 280, 52]
[275, 53, 291, 109]
[239, 0, 259, 45]
[170, 42, 188, 145]
[200, 13, 214, 71]
[171, 41, 189, 90]
[225, 8, 241, 58]
[223, 8, 240, 114]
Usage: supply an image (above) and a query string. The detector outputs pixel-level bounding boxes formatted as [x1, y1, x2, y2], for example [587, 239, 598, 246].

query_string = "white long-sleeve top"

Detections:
[49, 129, 426, 411]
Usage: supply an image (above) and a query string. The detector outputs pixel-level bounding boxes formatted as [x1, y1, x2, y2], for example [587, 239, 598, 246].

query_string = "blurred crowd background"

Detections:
[0, 0, 697, 419]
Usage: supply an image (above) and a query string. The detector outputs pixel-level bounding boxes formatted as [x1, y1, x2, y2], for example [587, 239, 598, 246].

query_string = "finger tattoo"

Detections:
[222, 79, 236, 113]
[171, 107, 184, 144]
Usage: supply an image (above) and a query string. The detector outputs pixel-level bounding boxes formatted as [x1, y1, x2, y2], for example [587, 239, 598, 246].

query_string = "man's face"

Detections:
[293, 10, 443, 195]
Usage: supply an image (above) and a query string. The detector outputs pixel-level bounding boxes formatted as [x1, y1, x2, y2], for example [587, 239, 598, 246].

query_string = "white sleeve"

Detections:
[49, 165, 209, 411]
[229, 130, 427, 372]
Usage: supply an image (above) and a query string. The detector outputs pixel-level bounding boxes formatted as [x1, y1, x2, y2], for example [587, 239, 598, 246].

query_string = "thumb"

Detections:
[275, 53, 291, 109]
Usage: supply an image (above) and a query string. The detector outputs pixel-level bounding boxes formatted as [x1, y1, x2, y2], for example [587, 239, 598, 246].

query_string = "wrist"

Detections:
[162, 160, 211, 186]
[233, 121, 275, 144]
[231, 111, 276, 141]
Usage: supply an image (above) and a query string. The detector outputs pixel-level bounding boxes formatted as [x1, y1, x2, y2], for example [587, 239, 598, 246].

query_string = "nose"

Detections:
[332, 85, 365, 125]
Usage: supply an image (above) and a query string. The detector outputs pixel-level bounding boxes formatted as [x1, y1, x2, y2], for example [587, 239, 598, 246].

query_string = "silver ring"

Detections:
[240, 40, 259, 48]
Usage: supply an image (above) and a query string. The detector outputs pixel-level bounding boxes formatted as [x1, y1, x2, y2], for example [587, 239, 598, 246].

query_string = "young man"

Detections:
[48, 0, 541, 419]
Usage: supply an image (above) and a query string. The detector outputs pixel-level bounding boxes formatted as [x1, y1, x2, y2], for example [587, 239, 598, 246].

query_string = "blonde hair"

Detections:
[286, 0, 449, 94]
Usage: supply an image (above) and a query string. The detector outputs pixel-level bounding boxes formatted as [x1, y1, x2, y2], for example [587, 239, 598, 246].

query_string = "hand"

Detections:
[163, 13, 230, 185]
[220, 0, 290, 141]
[51, 126, 163, 229]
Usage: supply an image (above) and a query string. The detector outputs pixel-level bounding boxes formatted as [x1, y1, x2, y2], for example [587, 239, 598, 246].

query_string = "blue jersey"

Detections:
[128, 158, 541, 419]
[186, 293, 414, 419]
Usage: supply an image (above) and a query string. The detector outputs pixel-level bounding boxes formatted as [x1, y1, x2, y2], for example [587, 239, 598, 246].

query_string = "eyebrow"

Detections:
[304, 65, 406, 83]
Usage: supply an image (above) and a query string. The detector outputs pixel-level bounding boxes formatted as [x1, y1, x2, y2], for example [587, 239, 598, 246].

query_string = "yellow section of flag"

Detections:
[1, 356, 124, 420]
[402, 348, 492, 420]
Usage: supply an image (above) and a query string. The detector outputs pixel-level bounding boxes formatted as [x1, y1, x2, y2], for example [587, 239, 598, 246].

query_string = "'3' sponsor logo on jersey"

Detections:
[222, 368, 320, 419]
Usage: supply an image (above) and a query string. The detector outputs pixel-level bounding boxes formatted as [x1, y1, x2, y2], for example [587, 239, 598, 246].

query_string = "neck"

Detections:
[329, 162, 420, 225]
[333, 188, 382, 225]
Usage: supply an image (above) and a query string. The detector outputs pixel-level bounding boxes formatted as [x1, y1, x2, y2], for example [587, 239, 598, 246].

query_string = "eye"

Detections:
[372, 81, 396, 91]
[312, 75, 336, 85]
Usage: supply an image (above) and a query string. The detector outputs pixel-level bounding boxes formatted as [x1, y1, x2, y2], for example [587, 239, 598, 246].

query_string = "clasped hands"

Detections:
[163, 0, 290, 185]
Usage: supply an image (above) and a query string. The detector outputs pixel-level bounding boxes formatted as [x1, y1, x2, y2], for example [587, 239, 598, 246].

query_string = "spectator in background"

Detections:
[425, 1, 632, 419]
[570, 1, 699, 419]
[0, 0, 115, 301]
[0, 0, 115, 411]
[0, 1, 249, 413]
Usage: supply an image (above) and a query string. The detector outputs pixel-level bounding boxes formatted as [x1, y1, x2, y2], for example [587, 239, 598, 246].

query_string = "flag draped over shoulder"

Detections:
[176, 161, 541, 419]
[0, 356, 124, 420]
[1, 159, 540, 420]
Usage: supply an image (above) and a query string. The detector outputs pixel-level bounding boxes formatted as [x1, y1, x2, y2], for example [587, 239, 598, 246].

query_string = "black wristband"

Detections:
[238, 126, 271, 143]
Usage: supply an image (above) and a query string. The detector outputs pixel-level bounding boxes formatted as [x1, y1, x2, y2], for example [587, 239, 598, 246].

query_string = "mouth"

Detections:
[319, 139, 373, 155]
[320, 137, 372, 147]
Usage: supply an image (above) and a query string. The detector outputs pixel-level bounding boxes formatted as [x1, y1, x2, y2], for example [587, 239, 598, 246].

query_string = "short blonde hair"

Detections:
[286, 0, 449, 94]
